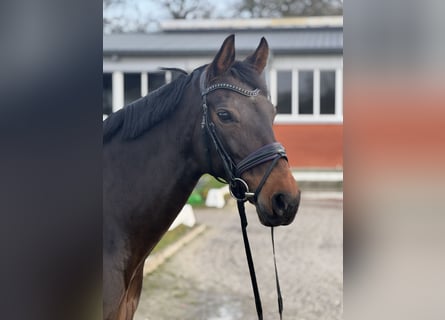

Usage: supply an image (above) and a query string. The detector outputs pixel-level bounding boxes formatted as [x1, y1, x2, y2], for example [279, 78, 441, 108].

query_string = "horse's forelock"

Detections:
[230, 61, 268, 95]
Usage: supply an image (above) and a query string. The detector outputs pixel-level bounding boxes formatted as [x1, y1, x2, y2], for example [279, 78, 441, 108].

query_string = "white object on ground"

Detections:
[205, 185, 230, 208]
[169, 204, 196, 230]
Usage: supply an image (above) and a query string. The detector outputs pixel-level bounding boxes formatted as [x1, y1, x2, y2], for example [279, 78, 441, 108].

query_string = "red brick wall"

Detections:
[273, 124, 343, 168]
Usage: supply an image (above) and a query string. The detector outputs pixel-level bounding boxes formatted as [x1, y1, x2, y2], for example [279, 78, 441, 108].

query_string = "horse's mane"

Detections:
[103, 62, 267, 143]
[103, 72, 192, 143]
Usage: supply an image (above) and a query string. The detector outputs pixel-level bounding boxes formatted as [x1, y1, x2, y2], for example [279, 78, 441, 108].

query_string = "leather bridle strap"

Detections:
[236, 142, 287, 176]
[272, 227, 283, 320]
[237, 199, 284, 320]
[237, 200, 263, 319]
[200, 69, 286, 319]
[236, 142, 287, 203]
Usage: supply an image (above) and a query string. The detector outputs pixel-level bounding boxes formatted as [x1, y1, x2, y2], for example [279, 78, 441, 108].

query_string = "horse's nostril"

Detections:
[272, 193, 288, 216]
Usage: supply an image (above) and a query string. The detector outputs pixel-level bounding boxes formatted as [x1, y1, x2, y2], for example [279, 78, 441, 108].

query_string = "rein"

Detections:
[200, 70, 287, 319]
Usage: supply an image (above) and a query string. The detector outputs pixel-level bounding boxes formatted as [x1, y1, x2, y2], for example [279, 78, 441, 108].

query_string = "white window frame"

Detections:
[106, 70, 172, 112]
[103, 55, 209, 114]
[103, 55, 343, 122]
[270, 56, 343, 124]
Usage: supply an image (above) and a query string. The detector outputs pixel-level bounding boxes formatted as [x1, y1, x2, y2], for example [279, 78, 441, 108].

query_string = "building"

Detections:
[103, 17, 343, 169]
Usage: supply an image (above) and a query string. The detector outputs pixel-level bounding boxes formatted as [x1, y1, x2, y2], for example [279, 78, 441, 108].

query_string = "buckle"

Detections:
[230, 178, 254, 201]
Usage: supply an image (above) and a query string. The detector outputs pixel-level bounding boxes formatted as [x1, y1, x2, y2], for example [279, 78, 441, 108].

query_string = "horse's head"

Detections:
[197, 35, 300, 226]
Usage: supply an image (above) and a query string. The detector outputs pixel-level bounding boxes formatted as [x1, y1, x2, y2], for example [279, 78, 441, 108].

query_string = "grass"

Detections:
[151, 224, 193, 255]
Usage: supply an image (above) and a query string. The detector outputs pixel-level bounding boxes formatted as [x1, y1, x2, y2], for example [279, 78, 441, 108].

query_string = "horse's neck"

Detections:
[104, 90, 204, 261]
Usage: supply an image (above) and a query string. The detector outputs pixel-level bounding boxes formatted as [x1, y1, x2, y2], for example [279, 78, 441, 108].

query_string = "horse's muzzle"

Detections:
[257, 189, 301, 226]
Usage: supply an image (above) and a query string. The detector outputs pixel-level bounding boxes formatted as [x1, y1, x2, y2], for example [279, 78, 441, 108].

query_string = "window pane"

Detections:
[298, 71, 313, 114]
[124, 73, 141, 105]
[103, 73, 112, 115]
[320, 70, 336, 114]
[276, 70, 292, 114]
[148, 72, 166, 92]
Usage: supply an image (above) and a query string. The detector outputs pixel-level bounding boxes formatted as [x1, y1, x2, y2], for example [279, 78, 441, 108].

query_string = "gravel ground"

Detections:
[135, 193, 343, 320]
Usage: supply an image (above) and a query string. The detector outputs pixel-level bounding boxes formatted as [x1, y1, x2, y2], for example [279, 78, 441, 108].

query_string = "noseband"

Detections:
[200, 69, 286, 320]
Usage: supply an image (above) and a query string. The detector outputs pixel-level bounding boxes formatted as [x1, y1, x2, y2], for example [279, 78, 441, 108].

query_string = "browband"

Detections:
[200, 69, 260, 98]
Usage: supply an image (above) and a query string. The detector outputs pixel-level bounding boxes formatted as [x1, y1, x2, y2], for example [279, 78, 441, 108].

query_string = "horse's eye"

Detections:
[216, 110, 233, 122]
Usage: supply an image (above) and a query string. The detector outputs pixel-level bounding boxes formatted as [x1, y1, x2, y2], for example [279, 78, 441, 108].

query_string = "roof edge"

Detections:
[160, 16, 343, 32]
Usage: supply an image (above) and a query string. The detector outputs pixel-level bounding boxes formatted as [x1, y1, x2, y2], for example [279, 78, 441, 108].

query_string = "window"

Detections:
[124, 73, 141, 105]
[298, 71, 314, 115]
[320, 71, 336, 115]
[277, 71, 292, 114]
[103, 73, 112, 115]
[148, 72, 166, 92]
[273, 68, 342, 122]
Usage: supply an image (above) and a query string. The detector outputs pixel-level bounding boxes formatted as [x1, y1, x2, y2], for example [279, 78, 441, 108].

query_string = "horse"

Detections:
[103, 34, 301, 320]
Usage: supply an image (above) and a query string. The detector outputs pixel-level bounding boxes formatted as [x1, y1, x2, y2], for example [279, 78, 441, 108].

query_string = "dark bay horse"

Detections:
[103, 35, 301, 320]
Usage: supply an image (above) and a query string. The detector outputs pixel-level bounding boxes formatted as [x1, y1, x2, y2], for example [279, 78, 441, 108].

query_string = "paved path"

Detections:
[135, 193, 343, 320]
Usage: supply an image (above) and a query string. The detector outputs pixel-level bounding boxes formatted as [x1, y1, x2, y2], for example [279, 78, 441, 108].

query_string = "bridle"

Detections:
[200, 69, 287, 319]
[199, 69, 287, 202]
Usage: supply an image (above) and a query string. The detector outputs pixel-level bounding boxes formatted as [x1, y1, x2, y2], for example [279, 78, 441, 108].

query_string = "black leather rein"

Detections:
[200, 69, 287, 320]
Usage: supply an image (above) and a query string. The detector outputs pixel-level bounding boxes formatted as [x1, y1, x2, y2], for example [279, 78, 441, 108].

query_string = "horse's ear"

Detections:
[244, 37, 269, 74]
[208, 34, 236, 79]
